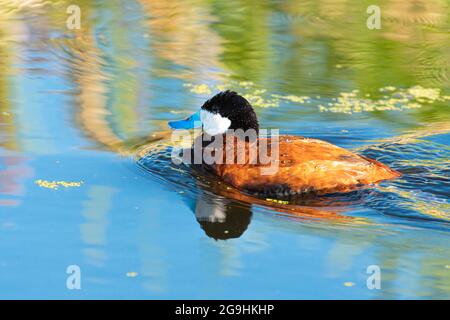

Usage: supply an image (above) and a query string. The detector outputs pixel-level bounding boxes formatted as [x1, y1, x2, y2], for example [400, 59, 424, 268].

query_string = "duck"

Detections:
[168, 90, 400, 197]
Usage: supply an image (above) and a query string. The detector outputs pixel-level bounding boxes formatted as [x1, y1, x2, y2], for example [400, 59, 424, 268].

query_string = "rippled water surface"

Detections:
[0, 0, 449, 299]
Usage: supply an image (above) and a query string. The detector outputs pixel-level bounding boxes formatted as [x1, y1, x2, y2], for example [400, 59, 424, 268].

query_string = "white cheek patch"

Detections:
[195, 198, 226, 223]
[200, 109, 231, 136]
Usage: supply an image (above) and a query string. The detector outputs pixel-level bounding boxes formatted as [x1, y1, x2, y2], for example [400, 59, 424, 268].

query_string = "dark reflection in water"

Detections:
[183, 176, 361, 240]
[191, 193, 252, 240]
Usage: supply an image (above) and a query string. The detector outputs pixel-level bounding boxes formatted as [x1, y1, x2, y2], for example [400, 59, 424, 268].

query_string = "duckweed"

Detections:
[183, 83, 448, 115]
[35, 179, 84, 189]
[272, 94, 311, 104]
[266, 198, 289, 205]
[319, 86, 450, 114]
[183, 83, 212, 95]
[344, 282, 355, 287]
[183, 81, 310, 108]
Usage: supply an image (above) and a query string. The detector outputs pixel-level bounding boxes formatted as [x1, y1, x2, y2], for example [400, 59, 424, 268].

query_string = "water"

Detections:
[0, 0, 449, 299]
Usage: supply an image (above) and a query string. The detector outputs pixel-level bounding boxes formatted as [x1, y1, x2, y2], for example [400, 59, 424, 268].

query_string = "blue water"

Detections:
[0, 0, 449, 299]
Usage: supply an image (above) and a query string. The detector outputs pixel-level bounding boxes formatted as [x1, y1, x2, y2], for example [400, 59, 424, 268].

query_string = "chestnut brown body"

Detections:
[203, 135, 400, 196]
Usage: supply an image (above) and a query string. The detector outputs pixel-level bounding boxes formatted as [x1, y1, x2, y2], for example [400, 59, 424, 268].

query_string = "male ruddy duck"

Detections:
[169, 90, 400, 196]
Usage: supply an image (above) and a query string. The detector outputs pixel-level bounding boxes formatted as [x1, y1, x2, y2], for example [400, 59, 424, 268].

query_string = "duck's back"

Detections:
[208, 135, 400, 196]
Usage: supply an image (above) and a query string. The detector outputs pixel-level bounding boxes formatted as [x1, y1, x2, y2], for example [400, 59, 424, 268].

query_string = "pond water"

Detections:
[0, 0, 449, 299]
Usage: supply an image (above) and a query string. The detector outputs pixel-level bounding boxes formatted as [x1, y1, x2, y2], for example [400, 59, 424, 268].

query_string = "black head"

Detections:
[201, 90, 259, 133]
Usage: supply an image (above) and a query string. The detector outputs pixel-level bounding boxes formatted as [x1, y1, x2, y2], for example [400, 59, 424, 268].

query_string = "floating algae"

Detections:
[319, 86, 450, 114]
[344, 282, 355, 287]
[183, 81, 310, 108]
[183, 83, 212, 95]
[35, 179, 84, 190]
[126, 271, 138, 278]
[266, 198, 290, 205]
[184, 82, 448, 114]
[271, 94, 311, 104]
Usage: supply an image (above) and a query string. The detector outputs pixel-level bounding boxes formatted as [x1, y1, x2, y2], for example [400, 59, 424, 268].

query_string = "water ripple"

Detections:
[135, 131, 450, 233]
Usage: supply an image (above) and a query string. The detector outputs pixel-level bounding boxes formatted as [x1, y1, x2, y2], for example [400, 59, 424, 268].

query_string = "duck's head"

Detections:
[168, 90, 259, 135]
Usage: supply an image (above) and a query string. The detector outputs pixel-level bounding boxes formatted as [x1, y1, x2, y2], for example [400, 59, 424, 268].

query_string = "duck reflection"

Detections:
[192, 193, 252, 240]
[136, 142, 363, 241]
[180, 173, 357, 240]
